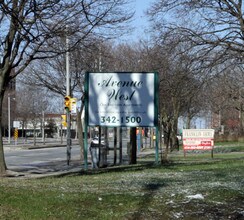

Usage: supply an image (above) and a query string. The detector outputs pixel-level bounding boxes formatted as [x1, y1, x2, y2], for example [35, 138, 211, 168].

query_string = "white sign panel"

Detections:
[183, 129, 215, 150]
[86, 72, 158, 127]
[71, 98, 77, 114]
[13, 121, 20, 128]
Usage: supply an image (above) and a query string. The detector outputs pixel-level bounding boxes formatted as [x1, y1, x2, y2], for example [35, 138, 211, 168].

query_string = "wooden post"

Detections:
[119, 127, 123, 164]
[113, 127, 117, 165]
[130, 127, 137, 164]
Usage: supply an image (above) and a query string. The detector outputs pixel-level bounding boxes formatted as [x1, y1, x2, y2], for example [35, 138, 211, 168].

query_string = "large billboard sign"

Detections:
[183, 129, 215, 150]
[85, 72, 158, 127]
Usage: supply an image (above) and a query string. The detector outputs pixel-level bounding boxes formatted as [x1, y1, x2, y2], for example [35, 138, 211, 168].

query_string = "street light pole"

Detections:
[66, 27, 71, 165]
[8, 95, 11, 144]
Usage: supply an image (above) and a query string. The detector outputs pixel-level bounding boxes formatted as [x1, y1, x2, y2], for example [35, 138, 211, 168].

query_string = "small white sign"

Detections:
[183, 129, 215, 150]
[71, 98, 77, 114]
[13, 121, 20, 128]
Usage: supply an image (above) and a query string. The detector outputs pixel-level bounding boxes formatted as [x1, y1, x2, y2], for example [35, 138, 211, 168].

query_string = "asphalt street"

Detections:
[3, 137, 154, 177]
[4, 144, 82, 176]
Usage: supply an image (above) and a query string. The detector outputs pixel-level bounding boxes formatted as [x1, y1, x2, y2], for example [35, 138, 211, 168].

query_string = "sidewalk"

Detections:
[4, 139, 77, 150]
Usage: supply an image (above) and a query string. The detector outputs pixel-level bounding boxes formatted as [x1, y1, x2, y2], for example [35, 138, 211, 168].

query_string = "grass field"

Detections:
[0, 144, 243, 220]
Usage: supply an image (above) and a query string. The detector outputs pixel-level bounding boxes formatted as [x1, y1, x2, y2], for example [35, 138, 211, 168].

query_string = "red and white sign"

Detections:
[183, 129, 215, 150]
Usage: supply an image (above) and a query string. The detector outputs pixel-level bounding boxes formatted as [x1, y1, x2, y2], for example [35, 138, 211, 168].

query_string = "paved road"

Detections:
[3, 138, 152, 176]
[5, 145, 79, 164]
[4, 144, 83, 174]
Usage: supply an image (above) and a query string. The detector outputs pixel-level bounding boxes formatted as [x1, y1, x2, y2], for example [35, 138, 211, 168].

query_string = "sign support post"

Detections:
[155, 126, 159, 164]
[155, 73, 159, 164]
[84, 120, 88, 170]
[84, 73, 89, 170]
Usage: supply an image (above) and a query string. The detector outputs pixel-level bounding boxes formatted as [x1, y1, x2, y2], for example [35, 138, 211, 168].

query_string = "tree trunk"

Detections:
[161, 111, 172, 164]
[186, 109, 194, 129]
[0, 88, 7, 175]
[171, 116, 179, 151]
[139, 127, 143, 149]
[76, 107, 84, 162]
[113, 127, 117, 165]
[119, 127, 122, 164]
[170, 99, 180, 151]
[0, 129, 7, 175]
[239, 103, 244, 136]
[186, 113, 191, 129]
[162, 124, 171, 163]
[129, 127, 137, 164]
[159, 116, 163, 163]
[150, 127, 154, 148]
[104, 127, 109, 153]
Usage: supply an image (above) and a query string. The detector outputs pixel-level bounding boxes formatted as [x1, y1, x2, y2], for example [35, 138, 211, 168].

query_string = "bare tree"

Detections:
[15, 85, 50, 144]
[140, 34, 207, 162]
[22, 39, 113, 163]
[147, 0, 244, 69]
[206, 66, 244, 136]
[0, 0, 134, 175]
[145, 0, 244, 160]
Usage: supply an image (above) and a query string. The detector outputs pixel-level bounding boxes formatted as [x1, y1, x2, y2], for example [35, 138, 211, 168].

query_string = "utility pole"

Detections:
[66, 27, 71, 165]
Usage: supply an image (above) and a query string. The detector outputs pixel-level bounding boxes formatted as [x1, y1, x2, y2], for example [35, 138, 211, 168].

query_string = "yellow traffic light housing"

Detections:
[64, 96, 71, 110]
[61, 114, 67, 127]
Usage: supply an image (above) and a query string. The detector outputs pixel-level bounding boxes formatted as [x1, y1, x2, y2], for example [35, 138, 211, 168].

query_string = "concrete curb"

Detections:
[26, 144, 67, 150]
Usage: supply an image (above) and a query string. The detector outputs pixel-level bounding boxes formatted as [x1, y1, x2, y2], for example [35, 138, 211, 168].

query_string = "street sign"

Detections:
[13, 121, 20, 128]
[86, 72, 158, 127]
[84, 72, 160, 168]
[183, 129, 215, 150]
[71, 98, 77, 114]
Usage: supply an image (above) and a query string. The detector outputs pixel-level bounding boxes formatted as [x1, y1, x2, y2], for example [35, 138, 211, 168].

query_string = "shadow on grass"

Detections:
[129, 179, 168, 219]
[53, 153, 244, 179]
[73, 161, 159, 176]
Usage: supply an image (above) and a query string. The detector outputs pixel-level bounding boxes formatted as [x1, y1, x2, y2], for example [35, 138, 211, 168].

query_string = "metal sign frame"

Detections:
[84, 72, 159, 169]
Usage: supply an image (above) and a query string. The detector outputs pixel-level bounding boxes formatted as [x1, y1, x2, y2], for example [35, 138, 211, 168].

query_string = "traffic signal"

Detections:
[64, 96, 71, 110]
[61, 114, 67, 127]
